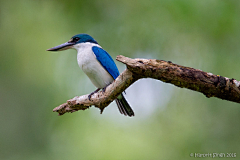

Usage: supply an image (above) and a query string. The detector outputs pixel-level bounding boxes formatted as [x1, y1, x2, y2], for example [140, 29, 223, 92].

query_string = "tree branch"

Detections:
[53, 55, 240, 116]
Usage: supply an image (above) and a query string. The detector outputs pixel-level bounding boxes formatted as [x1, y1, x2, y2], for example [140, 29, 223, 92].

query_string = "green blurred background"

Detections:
[1, 0, 240, 159]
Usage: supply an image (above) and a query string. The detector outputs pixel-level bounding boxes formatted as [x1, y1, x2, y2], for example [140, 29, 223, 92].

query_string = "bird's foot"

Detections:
[88, 88, 100, 100]
[102, 83, 111, 93]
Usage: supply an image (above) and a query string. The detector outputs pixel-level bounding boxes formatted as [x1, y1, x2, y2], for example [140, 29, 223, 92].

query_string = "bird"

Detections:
[47, 34, 134, 117]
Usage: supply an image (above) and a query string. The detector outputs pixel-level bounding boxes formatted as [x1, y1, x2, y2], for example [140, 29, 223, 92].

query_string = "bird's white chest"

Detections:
[77, 47, 96, 71]
[75, 43, 114, 88]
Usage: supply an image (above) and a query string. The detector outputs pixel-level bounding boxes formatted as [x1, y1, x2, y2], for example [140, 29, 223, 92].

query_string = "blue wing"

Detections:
[92, 46, 120, 79]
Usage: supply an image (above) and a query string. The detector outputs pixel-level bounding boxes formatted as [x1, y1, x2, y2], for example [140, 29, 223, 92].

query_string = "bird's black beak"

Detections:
[47, 42, 75, 51]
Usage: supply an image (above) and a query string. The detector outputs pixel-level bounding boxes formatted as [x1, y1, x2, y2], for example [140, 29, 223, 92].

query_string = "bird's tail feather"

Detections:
[115, 94, 134, 117]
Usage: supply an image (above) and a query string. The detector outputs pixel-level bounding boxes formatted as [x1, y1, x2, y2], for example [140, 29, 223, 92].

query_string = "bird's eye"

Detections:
[73, 37, 80, 42]
[69, 37, 80, 43]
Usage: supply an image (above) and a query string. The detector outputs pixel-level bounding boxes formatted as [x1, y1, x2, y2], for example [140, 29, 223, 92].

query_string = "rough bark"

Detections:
[53, 55, 240, 116]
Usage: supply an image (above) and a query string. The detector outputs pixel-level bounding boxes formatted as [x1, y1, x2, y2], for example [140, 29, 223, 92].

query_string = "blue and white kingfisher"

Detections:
[47, 34, 134, 117]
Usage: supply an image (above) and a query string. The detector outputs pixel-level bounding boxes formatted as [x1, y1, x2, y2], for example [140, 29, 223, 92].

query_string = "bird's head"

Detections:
[47, 34, 98, 51]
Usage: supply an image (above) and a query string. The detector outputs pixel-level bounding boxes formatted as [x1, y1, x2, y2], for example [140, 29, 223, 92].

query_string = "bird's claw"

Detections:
[88, 94, 92, 100]
[88, 88, 100, 100]
[88, 93, 95, 100]
[102, 86, 107, 92]
[102, 83, 111, 93]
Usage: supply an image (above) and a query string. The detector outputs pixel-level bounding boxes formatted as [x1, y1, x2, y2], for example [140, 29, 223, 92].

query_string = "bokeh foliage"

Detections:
[1, 0, 240, 159]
